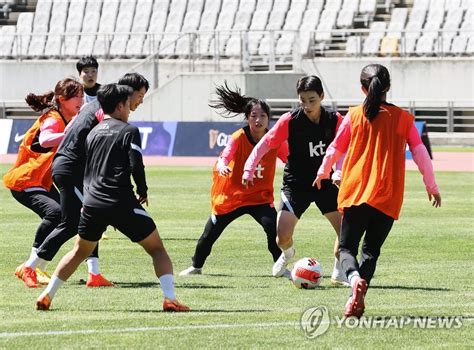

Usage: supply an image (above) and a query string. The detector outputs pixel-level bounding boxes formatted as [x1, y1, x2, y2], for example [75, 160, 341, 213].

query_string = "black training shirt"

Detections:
[83, 118, 147, 208]
[52, 100, 101, 179]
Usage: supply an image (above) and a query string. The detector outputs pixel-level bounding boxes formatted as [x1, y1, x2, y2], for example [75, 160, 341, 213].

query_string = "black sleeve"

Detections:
[126, 126, 148, 198]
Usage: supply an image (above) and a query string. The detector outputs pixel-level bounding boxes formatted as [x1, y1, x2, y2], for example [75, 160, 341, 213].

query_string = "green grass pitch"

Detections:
[0, 164, 473, 349]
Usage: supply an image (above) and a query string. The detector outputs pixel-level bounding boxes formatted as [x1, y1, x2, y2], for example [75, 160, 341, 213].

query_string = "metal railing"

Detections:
[267, 99, 474, 133]
[1, 28, 472, 63]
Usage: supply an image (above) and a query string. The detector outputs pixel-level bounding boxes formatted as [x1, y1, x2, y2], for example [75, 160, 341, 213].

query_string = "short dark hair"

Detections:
[97, 84, 133, 114]
[76, 56, 99, 74]
[117, 73, 150, 92]
[296, 75, 324, 96]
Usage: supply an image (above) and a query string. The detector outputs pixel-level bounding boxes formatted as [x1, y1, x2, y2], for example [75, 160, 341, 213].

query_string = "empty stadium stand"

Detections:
[0, 0, 472, 60]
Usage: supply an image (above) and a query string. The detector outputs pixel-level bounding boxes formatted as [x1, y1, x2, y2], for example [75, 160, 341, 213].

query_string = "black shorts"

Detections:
[279, 180, 338, 219]
[78, 202, 156, 243]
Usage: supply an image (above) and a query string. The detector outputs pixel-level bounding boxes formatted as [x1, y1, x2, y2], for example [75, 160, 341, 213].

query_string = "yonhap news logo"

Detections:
[300, 306, 464, 339]
[300, 306, 330, 339]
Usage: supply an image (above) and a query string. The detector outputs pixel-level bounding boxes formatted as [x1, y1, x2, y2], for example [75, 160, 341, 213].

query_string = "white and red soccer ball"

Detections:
[291, 257, 323, 289]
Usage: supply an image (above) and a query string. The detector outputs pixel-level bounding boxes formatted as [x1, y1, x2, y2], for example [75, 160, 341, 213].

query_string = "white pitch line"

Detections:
[2, 318, 472, 339]
[0, 321, 301, 338]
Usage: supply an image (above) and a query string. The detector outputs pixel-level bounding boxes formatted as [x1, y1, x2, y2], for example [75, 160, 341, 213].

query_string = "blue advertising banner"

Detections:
[173, 122, 247, 156]
[7, 119, 35, 154]
[406, 121, 432, 160]
[130, 121, 178, 156]
[4, 120, 281, 157]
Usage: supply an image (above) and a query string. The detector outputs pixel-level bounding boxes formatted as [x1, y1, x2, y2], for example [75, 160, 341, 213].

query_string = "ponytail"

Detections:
[25, 91, 55, 112]
[209, 81, 270, 119]
[360, 64, 390, 122]
[24, 77, 83, 113]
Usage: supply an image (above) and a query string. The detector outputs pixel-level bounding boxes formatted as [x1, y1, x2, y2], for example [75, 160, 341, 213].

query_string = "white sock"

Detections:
[348, 271, 360, 287]
[283, 246, 295, 259]
[37, 259, 48, 271]
[86, 257, 100, 275]
[43, 275, 64, 300]
[25, 249, 44, 270]
[159, 274, 176, 300]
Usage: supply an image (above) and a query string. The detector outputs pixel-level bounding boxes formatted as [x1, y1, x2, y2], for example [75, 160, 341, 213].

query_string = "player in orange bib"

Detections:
[3, 78, 84, 288]
[315, 64, 441, 318]
[180, 83, 288, 276]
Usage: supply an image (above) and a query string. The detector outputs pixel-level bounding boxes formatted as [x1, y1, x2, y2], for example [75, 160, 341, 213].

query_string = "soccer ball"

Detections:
[291, 257, 323, 289]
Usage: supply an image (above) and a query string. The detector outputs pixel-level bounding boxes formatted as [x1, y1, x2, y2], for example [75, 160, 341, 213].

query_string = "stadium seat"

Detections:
[466, 36, 474, 55]
[416, 34, 437, 56]
[176, 8, 203, 56]
[359, 0, 376, 15]
[337, 8, 355, 28]
[362, 22, 386, 55]
[44, 0, 70, 57]
[110, 0, 136, 57]
[403, 37, 418, 55]
[28, 0, 52, 57]
[275, 32, 296, 55]
[342, 0, 359, 12]
[450, 35, 468, 55]
[299, 8, 322, 54]
[345, 35, 361, 55]
[93, 0, 120, 57]
[324, 0, 342, 11]
[0, 25, 15, 58]
[315, 9, 337, 42]
[386, 8, 408, 38]
[63, 0, 86, 57]
[255, 0, 273, 13]
[282, 8, 304, 31]
[159, 0, 188, 56]
[412, 0, 430, 12]
[124, 0, 153, 57]
[142, 0, 170, 56]
[13, 12, 33, 56]
[289, 0, 307, 12]
[424, 8, 445, 33]
[380, 36, 399, 56]
[442, 8, 463, 42]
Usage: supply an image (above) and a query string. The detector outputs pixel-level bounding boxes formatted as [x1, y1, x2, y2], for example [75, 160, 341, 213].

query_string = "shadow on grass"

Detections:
[370, 285, 450, 291]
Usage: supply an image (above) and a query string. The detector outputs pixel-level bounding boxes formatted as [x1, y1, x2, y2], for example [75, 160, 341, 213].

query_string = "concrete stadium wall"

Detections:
[0, 57, 472, 121]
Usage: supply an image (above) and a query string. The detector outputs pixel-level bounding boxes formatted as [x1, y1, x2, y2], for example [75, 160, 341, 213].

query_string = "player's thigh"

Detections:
[112, 203, 157, 243]
[313, 180, 339, 215]
[78, 206, 109, 242]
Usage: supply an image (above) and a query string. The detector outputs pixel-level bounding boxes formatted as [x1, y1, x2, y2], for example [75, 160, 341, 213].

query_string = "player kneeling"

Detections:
[36, 83, 189, 312]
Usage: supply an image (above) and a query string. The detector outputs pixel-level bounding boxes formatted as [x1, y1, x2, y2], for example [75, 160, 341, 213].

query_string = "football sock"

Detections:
[86, 257, 100, 275]
[159, 274, 176, 300]
[283, 246, 295, 259]
[43, 275, 64, 300]
[25, 249, 44, 270]
[348, 271, 361, 288]
[333, 257, 342, 274]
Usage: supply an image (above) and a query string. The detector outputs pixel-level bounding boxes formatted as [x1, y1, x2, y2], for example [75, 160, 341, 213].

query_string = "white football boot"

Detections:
[272, 247, 295, 277]
[179, 266, 202, 276]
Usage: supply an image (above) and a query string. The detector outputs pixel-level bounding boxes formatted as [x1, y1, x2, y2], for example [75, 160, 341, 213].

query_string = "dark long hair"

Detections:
[360, 64, 391, 122]
[209, 82, 270, 119]
[25, 77, 83, 112]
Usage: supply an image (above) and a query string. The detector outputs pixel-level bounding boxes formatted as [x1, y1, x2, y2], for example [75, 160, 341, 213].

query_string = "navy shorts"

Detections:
[279, 180, 338, 219]
[78, 202, 156, 243]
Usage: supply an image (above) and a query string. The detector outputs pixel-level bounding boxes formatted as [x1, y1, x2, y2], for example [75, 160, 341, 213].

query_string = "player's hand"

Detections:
[242, 178, 254, 188]
[138, 195, 148, 206]
[219, 166, 232, 177]
[428, 192, 441, 208]
[331, 170, 341, 188]
[312, 174, 328, 190]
